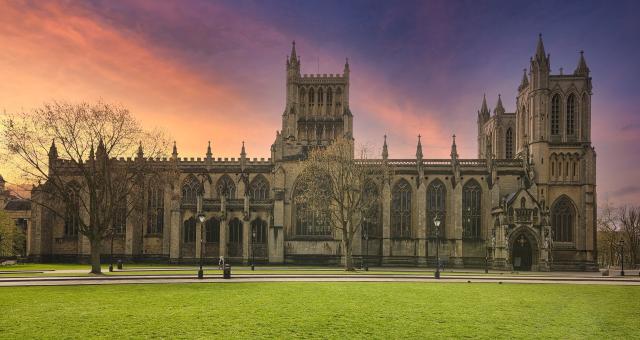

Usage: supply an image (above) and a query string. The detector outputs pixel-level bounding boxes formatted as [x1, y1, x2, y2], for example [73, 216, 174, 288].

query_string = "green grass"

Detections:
[0, 283, 638, 339]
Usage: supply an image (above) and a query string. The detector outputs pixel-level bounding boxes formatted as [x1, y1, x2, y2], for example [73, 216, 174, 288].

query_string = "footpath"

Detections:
[1, 267, 639, 287]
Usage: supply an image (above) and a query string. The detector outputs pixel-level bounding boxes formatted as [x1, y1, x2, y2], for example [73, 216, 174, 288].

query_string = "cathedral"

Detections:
[23, 36, 597, 271]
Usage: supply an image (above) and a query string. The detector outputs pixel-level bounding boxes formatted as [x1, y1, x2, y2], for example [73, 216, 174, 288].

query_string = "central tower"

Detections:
[272, 42, 353, 161]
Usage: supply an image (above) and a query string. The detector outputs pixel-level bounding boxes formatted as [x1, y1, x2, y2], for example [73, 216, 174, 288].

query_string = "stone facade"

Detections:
[26, 37, 597, 271]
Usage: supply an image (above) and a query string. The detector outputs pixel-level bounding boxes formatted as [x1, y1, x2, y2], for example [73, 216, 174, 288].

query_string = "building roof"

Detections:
[4, 199, 31, 211]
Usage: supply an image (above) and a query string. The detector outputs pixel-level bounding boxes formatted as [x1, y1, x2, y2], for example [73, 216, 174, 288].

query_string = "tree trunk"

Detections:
[343, 232, 354, 271]
[89, 238, 102, 274]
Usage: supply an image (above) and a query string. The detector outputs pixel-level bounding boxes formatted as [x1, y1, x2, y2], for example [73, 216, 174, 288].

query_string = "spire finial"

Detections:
[574, 49, 590, 76]
[519, 68, 529, 90]
[48, 138, 58, 159]
[172, 141, 178, 159]
[290, 40, 297, 60]
[382, 134, 389, 160]
[240, 140, 246, 157]
[535, 33, 546, 61]
[416, 134, 423, 161]
[494, 94, 505, 115]
[450, 134, 458, 160]
[137, 141, 144, 159]
[206, 141, 212, 159]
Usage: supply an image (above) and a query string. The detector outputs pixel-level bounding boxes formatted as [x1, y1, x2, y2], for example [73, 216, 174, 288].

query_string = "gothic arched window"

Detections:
[64, 186, 80, 237]
[113, 200, 127, 235]
[205, 218, 220, 242]
[362, 181, 381, 239]
[327, 88, 333, 106]
[566, 94, 576, 136]
[318, 88, 324, 107]
[183, 217, 196, 243]
[552, 196, 575, 242]
[505, 128, 513, 159]
[147, 183, 164, 234]
[216, 175, 236, 200]
[427, 179, 446, 239]
[229, 218, 243, 244]
[249, 175, 269, 201]
[308, 88, 315, 105]
[181, 175, 201, 205]
[251, 218, 268, 244]
[551, 94, 560, 136]
[294, 182, 331, 236]
[462, 179, 481, 239]
[392, 179, 412, 238]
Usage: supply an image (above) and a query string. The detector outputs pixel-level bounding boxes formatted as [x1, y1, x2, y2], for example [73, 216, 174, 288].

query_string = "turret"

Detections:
[477, 94, 490, 158]
[494, 94, 505, 116]
[206, 141, 212, 162]
[519, 68, 529, 92]
[530, 34, 550, 89]
[171, 141, 178, 161]
[574, 50, 590, 77]
[136, 141, 144, 159]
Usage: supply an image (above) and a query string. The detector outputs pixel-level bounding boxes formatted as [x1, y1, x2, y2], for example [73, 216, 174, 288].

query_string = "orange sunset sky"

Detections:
[1, 1, 639, 206]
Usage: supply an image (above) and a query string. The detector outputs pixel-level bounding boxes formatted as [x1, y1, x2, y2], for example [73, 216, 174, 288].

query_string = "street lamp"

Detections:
[251, 228, 256, 271]
[484, 240, 489, 274]
[433, 214, 441, 279]
[363, 219, 369, 271]
[109, 231, 114, 272]
[619, 239, 625, 277]
[197, 212, 206, 279]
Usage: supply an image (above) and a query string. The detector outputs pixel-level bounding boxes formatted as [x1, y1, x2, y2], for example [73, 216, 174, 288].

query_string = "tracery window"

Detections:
[309, 88, 315, 105]
[251, 218, 268, 244]
[566, 94, 576, 136]
[181, 175, 201, 205]
[462, 179, 481, 239]
[551, 94, 560, 136]
[113, 199, 127, 235]
[229, 218, 243, 243]
[552, 197, 574, 242]
[581, 93, 589, 139]
[216, 175, 236, 200]
[505, 128, 513, 159]
[183, 217, 196, 243]
[327, 88, 333, 106]
[427, 179, 446, 239]
[294, 184, 331, 236]
[147, 184, 164, 234]
[249, 175, 269, 201]
[64, 188, 80, 237]
[362, 181, 381, 239]
[392, 179, 412, 238]
[205, 218, 220, 242]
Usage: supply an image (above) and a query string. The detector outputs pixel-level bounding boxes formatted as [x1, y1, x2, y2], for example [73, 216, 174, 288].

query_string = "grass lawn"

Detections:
[0, 283, 638, 339]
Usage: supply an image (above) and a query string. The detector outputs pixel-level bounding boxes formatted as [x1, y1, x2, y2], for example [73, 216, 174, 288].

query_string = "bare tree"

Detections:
[2, 101, 169, 274]
[598, 203, 620, 268]
[619, 205, 640, 268]
[297, 137, 384, 271]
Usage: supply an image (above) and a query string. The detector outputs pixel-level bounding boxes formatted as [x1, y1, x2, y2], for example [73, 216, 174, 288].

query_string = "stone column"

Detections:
[242, 219, 250, 264]
[382, 181, 391, 259]
[219, 219, 227, 258]
[169, 209, 181, 262]
[451, 182, 464, 267]
[416, 183, 427, 265]
[269, 189, 285, 263]
[195, 220, 202, 260]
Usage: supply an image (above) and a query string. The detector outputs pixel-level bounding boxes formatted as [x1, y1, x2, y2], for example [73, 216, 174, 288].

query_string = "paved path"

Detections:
[1, 273, 639, 287]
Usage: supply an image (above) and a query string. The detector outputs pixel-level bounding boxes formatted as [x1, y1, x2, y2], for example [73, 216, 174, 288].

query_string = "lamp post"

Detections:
[434, 214, 441, 279]
[619, 239, 625, 277]
[363, 219, 369, 271]
[109, 231, 114, 272]
[484, 240, 489, 274]
[197, 213, 206, 279]
[251, 228, 256, 271]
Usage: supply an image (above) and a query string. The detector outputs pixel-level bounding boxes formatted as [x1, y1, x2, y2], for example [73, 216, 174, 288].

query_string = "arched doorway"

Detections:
[512, 234, 533, 271]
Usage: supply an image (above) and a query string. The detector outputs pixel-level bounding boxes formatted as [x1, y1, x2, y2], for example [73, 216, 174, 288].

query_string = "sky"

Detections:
[0, 0, 639, 205]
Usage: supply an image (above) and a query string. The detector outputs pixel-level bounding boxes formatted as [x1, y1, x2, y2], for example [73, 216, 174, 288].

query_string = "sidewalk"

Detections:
[1, 271, 639, 287]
